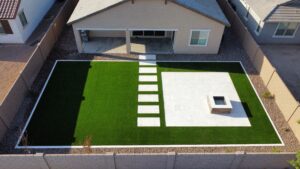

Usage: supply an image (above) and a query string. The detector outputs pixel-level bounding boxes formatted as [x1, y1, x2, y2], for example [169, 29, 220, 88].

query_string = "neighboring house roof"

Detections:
[267, 1, 300, 22]
[0, 0, 21, 19]
[172, 0, 230, 26]
[244, 0, 300, 22]
[68, 0, 230, 26]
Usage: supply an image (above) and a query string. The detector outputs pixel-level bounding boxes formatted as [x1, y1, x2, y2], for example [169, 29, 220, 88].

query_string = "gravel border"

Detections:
[0, 26, 299, 154]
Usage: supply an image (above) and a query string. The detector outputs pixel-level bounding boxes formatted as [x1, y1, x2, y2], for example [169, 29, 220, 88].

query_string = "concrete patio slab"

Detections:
[131, 38, 173, 54]
[161, 72, 250, 127]
[82, 37, 127, 54]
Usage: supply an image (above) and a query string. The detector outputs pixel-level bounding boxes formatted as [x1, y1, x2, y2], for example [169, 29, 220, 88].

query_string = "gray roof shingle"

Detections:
[68, 0, 230, 26]
[266, 0, 300, 22]
[244, 0, 300, 22]
[0, 0, 21, 19]
[172, 0, 230, 26]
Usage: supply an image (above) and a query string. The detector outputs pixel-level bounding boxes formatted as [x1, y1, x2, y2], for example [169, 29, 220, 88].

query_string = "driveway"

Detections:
[262, 45, 300, 101]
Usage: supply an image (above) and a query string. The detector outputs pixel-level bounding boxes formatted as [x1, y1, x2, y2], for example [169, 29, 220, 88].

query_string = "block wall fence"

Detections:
[0, 152, 295, 169]
[218, 0, 300, 141]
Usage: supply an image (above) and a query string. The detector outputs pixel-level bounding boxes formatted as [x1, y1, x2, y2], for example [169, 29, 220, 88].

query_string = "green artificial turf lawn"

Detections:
[23, 61, 281, 146]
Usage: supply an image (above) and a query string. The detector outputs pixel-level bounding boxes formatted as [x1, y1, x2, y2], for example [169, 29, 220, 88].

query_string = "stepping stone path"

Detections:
[139, 67, 157, 74]
[138, 117, 160, 127]
[139, 54, 156, 60]
[139, 75, 157, 82]
[138, 94, 159, 102]
[137, 55, 161, 127]
[139, 61, 157, 66]
[138, 105, 160, 114]
[138, 84, 158, 92]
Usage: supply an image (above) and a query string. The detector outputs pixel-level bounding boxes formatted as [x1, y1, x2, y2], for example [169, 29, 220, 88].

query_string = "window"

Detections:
[0, 22, 4, 33]
[19, 10, 28, 27]
[244, 10, 249, 20]
[144, 31, 154, 36]
[274, 22, 299, 37]
[189, 30, 209, 46]
[132, 31, 166, 37]
[255, 21, 262, 35]
[132, 31, 143, 36]
[155, 31, 165, 37]
[241, 0, 250, 20]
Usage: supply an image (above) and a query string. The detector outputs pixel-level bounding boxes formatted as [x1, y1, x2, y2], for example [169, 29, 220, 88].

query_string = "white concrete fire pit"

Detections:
[208, 96, 232, 114]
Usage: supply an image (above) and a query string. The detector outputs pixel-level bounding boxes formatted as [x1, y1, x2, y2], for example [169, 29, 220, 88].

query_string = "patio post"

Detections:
[126, 30, 131, 54]
[73, 28, 83, 53]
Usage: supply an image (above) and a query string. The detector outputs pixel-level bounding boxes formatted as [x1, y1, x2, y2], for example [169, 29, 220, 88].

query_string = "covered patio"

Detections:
[75, 29, 175, 54]
[82, 37, 127, 54]
[131, 37, 174, 54]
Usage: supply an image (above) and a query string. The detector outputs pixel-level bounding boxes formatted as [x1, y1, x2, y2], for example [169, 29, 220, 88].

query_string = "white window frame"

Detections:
[273, 22, 299, 38]
[188, 29, 210, 47]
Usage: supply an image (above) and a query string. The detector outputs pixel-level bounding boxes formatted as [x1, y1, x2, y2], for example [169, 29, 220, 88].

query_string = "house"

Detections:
[0, 0, 55, 44]
[67, 0, 230, 54]
[229, 0, 300, 44]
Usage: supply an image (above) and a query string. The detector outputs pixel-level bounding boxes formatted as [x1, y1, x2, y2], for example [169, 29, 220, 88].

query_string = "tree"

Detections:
[290, 152, 300, 169]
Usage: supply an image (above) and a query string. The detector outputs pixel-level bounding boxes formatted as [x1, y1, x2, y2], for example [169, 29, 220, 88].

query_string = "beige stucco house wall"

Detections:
[70, 0, 227, 54]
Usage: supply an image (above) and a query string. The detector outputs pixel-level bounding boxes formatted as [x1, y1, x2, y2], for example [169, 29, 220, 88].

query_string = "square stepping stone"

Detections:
[139, 61, 157, 66]
[139, 75, 157, 82]
[138, 117, 160, 127]
[139, 67, 157, 74]
[139, 55, 156, 60]
[138, 84, 158, 92]
[138, 94, 159, 102]
[138, 105, 160, 114]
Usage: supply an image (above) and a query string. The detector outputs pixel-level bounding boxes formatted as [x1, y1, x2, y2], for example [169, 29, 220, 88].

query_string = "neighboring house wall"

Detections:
[0, 20, 23, 43]
[229, 0, 300, 44]
[72, 0, 225, 54]
[0, 0, 55, 44]
[258, 22, 300, 44]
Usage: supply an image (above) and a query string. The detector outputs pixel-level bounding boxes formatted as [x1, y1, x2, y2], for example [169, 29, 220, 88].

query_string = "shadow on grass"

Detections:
[23, 62, 91, 146]
[242, 102, 253, 118]
[157, 62, 244, 74]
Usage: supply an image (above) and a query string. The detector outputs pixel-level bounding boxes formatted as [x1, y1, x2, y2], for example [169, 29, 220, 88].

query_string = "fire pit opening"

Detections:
[208, 95, 232, 114]
[213, 96, 226, 105]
